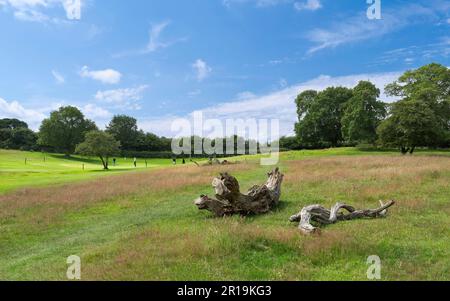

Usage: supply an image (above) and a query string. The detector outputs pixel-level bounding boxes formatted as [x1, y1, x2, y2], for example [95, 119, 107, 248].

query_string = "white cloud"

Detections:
[236, 91, 256, 100]
[0, 97, 46, 128]
[306, 3, 438, 54]
[146, 20, 171, 52]
[192, 59, 212, 82]
[222, 0, 290, 8]
[112, 20, 187, 58]
[371, 38, 450, 66]
[51, 70, 65, 84]
[0, 0, 83, 22]
[294, 0, 321, 11]
[95, 85, 149, 110]
[82, 103, 111, 119]
[188, 89, 202, 98]
[80, 66, 122, 84]
[138, 71, 403, 138]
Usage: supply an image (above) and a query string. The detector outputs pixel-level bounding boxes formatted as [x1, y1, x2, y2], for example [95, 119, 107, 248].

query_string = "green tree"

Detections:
[381, 63, 450, 151]
[0, 119, 37, 150]
[38, 106, 97, 155]
[106, 115, 139, 150]
[295, 87, 353, 148]
[377, 99, 444, 154]
[341, 81, 387, 144]
[0, 118, 28, 130]
[278, 136, 300, 150]
[75, 131, 121, 170]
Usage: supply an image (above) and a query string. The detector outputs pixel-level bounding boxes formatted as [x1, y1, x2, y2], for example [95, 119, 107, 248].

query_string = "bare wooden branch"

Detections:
[194, 168, 284, 217]
[290, 200, 396, 235]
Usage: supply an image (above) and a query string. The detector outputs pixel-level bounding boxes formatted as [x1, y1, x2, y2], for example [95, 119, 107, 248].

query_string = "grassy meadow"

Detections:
[0, 148, 449, 280]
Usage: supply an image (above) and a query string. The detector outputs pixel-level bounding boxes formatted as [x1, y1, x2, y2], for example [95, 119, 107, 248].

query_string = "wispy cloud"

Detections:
[222, 0, 289, 8]
[370, 37, 450, 66]
[112, 20, 187, 58]
[293, 0, 321, 11]
[79, 66, 122, 84]
[146, 20, 171, 52]
[192, 59, 212, 82]
[306, 3, 438, 55]
[94, 85, 149, 110]
[51, 69, 65, 84]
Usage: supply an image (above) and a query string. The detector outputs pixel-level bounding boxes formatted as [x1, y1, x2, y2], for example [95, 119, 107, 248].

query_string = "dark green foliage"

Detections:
[341, 81, 387, 144]
[0, 118, 37, 150]
[295, 87, 353, 148]
[38, 106, 97, 155]
[106, 115, 139, 151]
[278, 136, 301, 151]
[379, 63, 450, 152]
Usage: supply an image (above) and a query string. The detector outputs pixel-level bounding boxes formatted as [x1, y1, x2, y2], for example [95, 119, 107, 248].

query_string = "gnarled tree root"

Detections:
[194, 168, 284, 217]
[289, 200, 396, 235]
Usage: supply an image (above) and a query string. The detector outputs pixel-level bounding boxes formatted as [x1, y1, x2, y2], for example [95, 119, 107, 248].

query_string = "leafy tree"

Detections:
[377, 99, 444, 154]
[295, 87, 353, 147]
[0, 118, 28, 130]
[0, 119, 37, 150]
[75, 131, 121, 170]
[381, 63, 450, 151]
[106, 115, 139, 150]
[341, 81, 387, 144]
[279, 136, 300, 150]
[38, 106, 97, 155]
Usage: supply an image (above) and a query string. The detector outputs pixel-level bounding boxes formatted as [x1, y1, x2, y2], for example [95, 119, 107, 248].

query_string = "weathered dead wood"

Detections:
[194, 168, 284, 217]
[289, 200, 396, 235]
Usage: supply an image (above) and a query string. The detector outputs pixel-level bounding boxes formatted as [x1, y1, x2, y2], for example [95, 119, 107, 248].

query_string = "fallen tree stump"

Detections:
[289, 200, 396, 235]
[194, 168, 284, 217]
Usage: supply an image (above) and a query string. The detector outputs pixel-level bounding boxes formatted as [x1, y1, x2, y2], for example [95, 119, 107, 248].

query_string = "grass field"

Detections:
[0, 148, 449, 280]
[0, 150, 178, 193]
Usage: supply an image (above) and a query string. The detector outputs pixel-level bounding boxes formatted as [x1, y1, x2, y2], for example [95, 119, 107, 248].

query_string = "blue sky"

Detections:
[0, 0, 449, 137]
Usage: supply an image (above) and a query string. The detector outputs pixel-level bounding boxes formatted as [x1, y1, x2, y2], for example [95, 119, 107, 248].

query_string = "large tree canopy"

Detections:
[295, 87, 353, 148]
[38, 106, 97, 155]
[341, 81, 387, 144]
[0, 119, 37, 150]
[76, 131, 121, 170]
[379, 63, 450, 152]
[106, 115, 139, 151]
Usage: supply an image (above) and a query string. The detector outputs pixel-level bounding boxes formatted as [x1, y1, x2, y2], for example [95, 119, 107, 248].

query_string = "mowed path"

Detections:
[0, 154, 449, 280]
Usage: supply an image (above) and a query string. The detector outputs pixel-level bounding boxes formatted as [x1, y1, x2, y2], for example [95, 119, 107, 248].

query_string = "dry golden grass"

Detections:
[285, 155, 450, 183]
[284, 155, 450, 209]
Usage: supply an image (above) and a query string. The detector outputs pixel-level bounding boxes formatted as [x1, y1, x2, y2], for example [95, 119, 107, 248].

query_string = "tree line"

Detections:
[1, 63, 449, 162]
[280, 63, 450, 153]
[0, 111, 174, 156]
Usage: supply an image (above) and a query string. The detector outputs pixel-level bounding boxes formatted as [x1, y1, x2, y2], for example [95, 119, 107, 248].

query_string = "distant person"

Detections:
[113, 158, 116, 166]
[173, 158, 177, 165]
[182, 158, 186, 164]
[133, 157, 137, 168]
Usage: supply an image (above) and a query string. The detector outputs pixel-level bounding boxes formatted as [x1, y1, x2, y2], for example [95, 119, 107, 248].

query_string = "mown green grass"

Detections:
[0, 148, 449, 280]
[0, 150, 178, 193]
